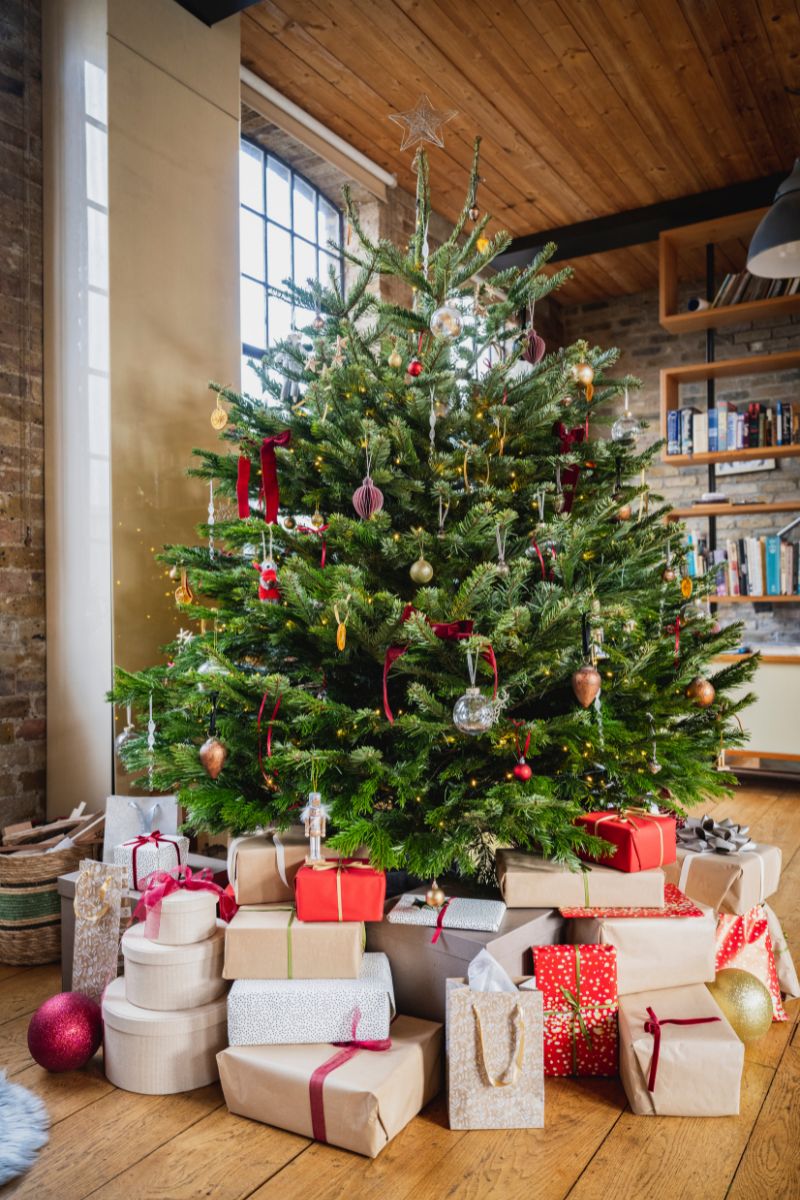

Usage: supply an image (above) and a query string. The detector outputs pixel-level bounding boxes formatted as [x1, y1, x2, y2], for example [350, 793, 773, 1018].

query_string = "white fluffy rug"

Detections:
[0, 1070, 50, 1185]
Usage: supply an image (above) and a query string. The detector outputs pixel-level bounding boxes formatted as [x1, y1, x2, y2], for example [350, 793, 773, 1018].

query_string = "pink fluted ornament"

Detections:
[27, 992, 103, 1072]
[352, 475, 384, 520]
[522, 327, 546, 365]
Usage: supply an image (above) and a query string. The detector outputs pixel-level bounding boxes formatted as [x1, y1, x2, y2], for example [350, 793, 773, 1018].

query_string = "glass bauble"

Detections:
[680, 597, 707, 626]
[572, 361, 594, 385]
[611, 411, 641, 444]
[197, 659, 230, 692]
[115, 725, 134, 755]
[409, 556, 434, 584]
[430, 303, 463, 340]
[453, 686, 494, 735]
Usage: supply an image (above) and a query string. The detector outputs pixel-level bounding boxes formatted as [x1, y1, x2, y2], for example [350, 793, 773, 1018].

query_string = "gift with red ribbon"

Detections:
[237, 431, 292, 523]
[533, 943, 618, 1076]
[715, 904, 787, 1021]
[295, 857, 387, 922]
[113, 830, 188, 891]
[576, 809, 677, 872]
[133, 864, 238, 941]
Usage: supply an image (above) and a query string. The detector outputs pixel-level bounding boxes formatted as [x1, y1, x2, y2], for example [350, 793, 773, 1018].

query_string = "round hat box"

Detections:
[122, 922, 227, 1011]
[142, 887, 218, 945]
[103, 976, 228, 1094]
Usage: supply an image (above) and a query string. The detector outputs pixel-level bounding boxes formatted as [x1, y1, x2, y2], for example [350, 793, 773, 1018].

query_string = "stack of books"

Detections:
[683, 530, 800, 597]
[709, 272, 800, 308]
[667, 401, 797, 456]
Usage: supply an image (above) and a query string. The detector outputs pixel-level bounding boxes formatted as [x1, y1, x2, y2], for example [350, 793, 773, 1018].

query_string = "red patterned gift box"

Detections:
[295, 857, 386, 922]
[576, 810, 676, 872]
[533, 944, 618, 1076]
[716, 905, 787, 1021]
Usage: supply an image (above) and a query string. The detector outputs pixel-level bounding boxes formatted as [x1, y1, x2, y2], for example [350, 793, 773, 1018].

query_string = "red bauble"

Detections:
[513, 758, 532, 781]
[407, 358, 423, 377]
[27, 992, 103, 1072]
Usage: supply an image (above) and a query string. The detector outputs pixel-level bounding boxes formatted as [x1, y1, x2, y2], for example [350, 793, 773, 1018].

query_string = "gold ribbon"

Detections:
[73, 875, 112, 924]
[309, 859, 373, 922]
[591, 808, 665, 867]
[473, 1002, 526, 1088]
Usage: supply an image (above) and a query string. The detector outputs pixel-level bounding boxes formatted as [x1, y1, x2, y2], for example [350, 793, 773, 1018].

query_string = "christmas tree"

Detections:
[111, 139, 756, 881]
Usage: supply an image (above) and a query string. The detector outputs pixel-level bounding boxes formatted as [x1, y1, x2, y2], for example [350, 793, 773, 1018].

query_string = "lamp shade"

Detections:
[747, 159, 800, 278]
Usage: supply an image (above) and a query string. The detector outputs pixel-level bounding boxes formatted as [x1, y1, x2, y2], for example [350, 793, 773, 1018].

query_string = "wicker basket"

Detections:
[0, 845, 83, 965]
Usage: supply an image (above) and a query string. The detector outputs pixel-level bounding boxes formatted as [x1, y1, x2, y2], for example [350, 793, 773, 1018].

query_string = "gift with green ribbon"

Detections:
[222, 905, 365, 981]
[533, 943, 619, 1076]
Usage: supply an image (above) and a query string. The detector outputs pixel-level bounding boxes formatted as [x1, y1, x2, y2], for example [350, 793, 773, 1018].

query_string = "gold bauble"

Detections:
[434, 399, 449, 419]
[614, 502, 633, 522]
[662, 566, 676, 583]
[199, 736, 227, 780]
[571, 664, 602, 708]
[425, 879, 446, 907]
[283, 514, 296, 530]
[686, 676, 715, 708]
[706, 969, 773, 1042]
[310, 509, 325, 529]
[572, 361, 594, 386]
[410, 556, 434, 584]
[388, 349, 403, 369]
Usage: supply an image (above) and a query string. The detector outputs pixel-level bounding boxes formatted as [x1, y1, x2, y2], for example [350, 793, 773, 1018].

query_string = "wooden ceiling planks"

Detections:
[241, 0, 800, 301]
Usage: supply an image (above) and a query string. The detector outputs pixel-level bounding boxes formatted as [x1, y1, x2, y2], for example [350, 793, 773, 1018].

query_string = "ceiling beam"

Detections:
[172, 0, 261, 26]
[495, 173, 786, 270]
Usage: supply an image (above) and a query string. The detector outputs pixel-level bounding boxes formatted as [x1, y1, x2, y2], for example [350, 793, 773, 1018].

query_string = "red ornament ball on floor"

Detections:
[27, 991, 103, 1072]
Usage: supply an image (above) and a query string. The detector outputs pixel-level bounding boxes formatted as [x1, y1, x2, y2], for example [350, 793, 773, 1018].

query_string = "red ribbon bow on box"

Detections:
[643, 1005, 719, 1092]
[309, 1007, 392, 1143]
[133, 864, 238, 936]
[123, 831, 180, 891]
[237, 431, 292, 524]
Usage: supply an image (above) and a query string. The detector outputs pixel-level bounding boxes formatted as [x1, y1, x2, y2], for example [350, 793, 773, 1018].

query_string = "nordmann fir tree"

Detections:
[111, 141, 756, 883]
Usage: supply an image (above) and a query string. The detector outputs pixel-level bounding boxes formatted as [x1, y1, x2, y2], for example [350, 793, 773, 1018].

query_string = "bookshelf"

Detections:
[659, 209, 800, 333]
[666, 501, 800, 520]
[708, 595, 800, 604]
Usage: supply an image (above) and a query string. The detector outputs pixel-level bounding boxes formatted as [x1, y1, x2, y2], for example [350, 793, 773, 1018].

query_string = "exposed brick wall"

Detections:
[562, 284, 800, 648]
[0, 0, 45, 825]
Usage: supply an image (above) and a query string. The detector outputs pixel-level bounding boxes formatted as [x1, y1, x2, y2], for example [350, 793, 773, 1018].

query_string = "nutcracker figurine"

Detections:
[302, 790, 328, 863]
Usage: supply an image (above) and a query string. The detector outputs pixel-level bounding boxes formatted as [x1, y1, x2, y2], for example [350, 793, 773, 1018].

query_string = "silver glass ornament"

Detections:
[611, 387, 641, 444]
[453, 687, 494, 735]
[430, 303, 463, 340]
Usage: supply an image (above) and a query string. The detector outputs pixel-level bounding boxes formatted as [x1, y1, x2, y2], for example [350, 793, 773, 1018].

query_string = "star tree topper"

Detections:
[388, 93, 457, 151]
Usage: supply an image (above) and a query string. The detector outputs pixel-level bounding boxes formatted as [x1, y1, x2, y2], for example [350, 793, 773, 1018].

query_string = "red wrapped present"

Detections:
[576, 809, 676, 872]
[715, 905, 787, 1021]
[295, 857, 386, 922]
[533, 944, 618, 1076]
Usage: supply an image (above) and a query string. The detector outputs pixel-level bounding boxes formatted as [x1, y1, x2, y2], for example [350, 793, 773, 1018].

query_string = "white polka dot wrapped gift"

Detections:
[113, 831, 188, 891]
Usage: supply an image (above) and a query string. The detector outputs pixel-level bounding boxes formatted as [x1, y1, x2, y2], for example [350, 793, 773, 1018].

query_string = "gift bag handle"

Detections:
[473, 1001, 526, 1088]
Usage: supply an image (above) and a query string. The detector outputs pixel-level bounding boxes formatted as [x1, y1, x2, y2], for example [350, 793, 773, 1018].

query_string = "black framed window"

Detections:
[239, 138, 343, 398]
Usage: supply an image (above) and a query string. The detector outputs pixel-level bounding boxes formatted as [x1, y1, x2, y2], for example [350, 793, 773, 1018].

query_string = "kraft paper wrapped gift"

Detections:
[366, 891, 565, 1023]
[113, 833, 189, 890]
[619, 984, 744, 1116]
[102, 976, 228, 1094]
[223, 907, 364, 980]
[227, 951, 395, 1045]
[447, 976, 544, 1129]
[227, 830, 308, 905]
[122, 922, 228, 1010]
[664, 842, 782, 915]
[217, 1014, 442, 1158]
[496, 850, 665, 909]
[568, 887, 717, 995]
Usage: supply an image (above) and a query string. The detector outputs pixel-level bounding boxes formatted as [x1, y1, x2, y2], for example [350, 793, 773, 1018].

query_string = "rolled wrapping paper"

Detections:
[677, 815, 754, 855]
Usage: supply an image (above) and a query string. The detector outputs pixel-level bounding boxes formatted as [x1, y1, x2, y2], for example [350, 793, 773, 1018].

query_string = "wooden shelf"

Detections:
[709, 594, 800, 604]
[664, 444, 800, 466]
[717, 653, 800, 664]
[661, 293, 800, 334]
[666, 501, 800, 521]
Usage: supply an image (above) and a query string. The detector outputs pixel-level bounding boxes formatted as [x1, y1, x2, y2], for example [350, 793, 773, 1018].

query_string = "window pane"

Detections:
[240, 141, 264, 212]
[318, 195, 339, 247]
[319, 250, 339, 287]
[241, 277, 266, 348]
[293, 175, 316, 241]
[240, 208, 265, 281]
[267, 222, 292, 290]
[294, 237, 317, 287]
[241, 352, 265, 398]
[268, 296, 293, 344]
[267, 156, 291, 227]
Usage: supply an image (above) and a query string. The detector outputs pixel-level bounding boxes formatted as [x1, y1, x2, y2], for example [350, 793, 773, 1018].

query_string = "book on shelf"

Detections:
[668, 401, 796, 457]
[709, 271, 800, 308]
[689, 532, 800, 597]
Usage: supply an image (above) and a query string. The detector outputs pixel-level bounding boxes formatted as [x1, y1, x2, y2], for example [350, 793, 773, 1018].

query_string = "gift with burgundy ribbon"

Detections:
[294, 857, 387, 923]
[533, 943, 618, 1076]
[113, 830, 188, 891]
[387, 892, 507, 944]
[575, 808, 677, 872]
[133, 863, 238, 940]
[237, 431, 292, 523]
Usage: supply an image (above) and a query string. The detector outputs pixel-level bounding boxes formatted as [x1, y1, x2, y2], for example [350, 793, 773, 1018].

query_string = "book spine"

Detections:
[667, 409, 680, 456]
[708, 409, 718, 453]
[765, 537, 781, 595]
[776, 401, 783, 446]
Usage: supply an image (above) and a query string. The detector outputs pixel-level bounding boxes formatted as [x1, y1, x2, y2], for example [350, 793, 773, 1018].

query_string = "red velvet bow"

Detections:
[124, 831, 180, 891]
[237, 431, 292, 524]
[296, 522, 329, 567]
[309, 1007, 392, 1144]
[257, 688, 282, 788]
[643, 1005, 719, 1092]
[554, 420, 586, 514]
[134, 864, 238, 935]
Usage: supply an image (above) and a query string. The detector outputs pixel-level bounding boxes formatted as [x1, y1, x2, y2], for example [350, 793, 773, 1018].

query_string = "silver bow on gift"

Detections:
[677, 815, 754, 855]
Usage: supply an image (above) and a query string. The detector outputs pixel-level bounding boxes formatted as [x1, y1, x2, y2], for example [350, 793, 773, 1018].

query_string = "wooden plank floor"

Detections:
[1, 781, 798, 1200]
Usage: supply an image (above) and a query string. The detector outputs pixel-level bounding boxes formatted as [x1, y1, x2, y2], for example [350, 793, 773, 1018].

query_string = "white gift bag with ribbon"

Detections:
[102, 795, 179, 863]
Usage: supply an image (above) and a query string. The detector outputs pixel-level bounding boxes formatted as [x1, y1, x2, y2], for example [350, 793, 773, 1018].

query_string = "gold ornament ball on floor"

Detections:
[707, 969, 773, 1042]
[410, 556, 434, 584]
[425, 879, 446, 907]
[686, 676, 716, 708]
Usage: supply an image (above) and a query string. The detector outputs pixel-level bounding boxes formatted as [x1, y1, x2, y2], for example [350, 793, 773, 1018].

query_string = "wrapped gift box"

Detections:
[576, 811, 676, 872]
[568, 889, 716, 995]
[122, 922, 228, 1011]
[387, 893, 506, 935]
[223, 907, 364, 980]
[227, 951, 395, 1045]
[218, 1014, 441, 1158]
[497, 850, 665, 910]
[367, 890, 565, 1023]
[533, 943, 618, 1076]
[228, 830, 308, 905]
[102, 976, 227, 1094]
[619, 984, 743, 1116]
[113, 833, 188, 891]
[664, 842, 781, 915]
[294, 858, 386, 923]
[140, 886, 218, 945]
[716, 905, 787, 1020]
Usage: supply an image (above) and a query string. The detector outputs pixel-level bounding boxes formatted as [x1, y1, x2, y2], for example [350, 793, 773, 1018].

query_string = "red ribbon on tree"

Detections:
[554, 420, 586, 514]
[257, 688, 282, 787]
[134, 864, 238, 937]
[123, 831, 181, 891]
[528, 539, 555, 581]
[237, 431, 292, 523]
[643, 1005, 719, 1092]
[296, 522, 329, 567]
[511, 720, 532, 760]
[308, 1008, 392, 1143]
[665, 615, 682, 664]
[383, 606, 498, 723]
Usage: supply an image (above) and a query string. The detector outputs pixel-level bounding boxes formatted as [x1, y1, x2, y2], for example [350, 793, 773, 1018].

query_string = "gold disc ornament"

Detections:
[706, 968, 773, 1042]
[681, 576, 693, 599]
[174, 568, 194, 606]
[210, 400, 228, 431]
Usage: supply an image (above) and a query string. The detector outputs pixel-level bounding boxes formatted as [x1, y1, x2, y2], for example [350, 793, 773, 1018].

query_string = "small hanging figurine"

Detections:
[254, 529, 280, 603]
[279, 331, 304, 402]
[301, 765, 330, 863]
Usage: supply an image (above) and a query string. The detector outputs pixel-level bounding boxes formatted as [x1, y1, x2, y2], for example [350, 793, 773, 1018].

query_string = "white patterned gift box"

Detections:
[388, 894, 506, 933]
[227, 951, 396, 1046]
[113, 833, 189, 890]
